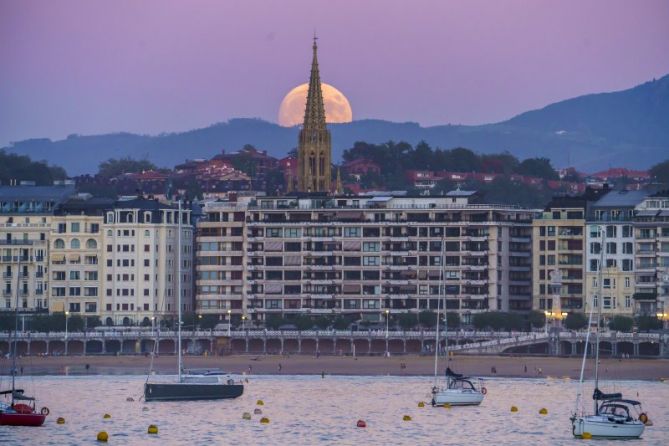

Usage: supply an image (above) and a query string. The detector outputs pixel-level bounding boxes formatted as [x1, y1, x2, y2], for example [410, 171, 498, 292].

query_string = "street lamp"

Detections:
[549, 269, 563, 331]
[197, 314, 202, 331]
[151, 316, 156, 336]
[64, 310, 70, 355]
[227, 309, 232, 337]
[384, 309, 390, 357]
[242, 314, 247, 331]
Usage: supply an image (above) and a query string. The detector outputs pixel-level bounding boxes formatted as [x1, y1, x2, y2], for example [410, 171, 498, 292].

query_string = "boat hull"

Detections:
[572, 415, 645, 438]
[0, 412, 46, 426]
[144, 382, 244, 402]
[432, 390, 484, 406]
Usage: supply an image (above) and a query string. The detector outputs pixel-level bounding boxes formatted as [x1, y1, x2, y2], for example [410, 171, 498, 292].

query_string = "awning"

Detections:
[635, 210, 658, 217]
[51, 254, 65, 262]
[68, 254, 81, 262]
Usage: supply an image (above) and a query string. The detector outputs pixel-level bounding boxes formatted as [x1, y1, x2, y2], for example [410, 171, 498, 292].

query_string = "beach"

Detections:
[4, 354, 668, 380]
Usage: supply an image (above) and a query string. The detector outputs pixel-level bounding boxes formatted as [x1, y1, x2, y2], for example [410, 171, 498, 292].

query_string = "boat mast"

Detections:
[10, 259, 21, 405]
[433, 234, 445, 387]
[593, 225, 605, 414]
[177, 200, 183, 382]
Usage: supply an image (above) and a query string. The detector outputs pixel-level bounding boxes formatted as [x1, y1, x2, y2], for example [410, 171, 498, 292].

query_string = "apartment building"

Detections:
[49, 197, 110, 318]
[195, 193, 535, 326]
[0, 183, 75, 312]
[584, 190, 647, 320]
[633, 191, 669, 317]
[100, 198, 194, 326]
[532, 187, 608, 316]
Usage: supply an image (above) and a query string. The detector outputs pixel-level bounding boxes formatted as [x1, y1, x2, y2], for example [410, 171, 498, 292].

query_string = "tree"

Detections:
[649, 159, 669, 186]
[480, 152, 519, 174]
[398, 313, 417, 330]
[419, 310, 438, 328]
[265, 315, 284, 330]
[0, 313, 15, 332]
[564, 312, 588, 330]
[293, 315, 314, 331]
[636, 316, 663, 331]
[515, 157, 559, 180]
[98, 157, 157, 179]
[333, 316, 352, 330]
[608, 315, 634, 332]
[528, 310, 546, 329]
[445, 312, 460, 329]
[199, 314, 220, 330]
[314, 316, 331, 330]
[85, 316, 102, 330]
[0, 150, 68, 186]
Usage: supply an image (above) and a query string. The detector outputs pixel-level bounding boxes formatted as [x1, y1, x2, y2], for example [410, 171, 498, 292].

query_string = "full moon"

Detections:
[278, 83, 353, 127]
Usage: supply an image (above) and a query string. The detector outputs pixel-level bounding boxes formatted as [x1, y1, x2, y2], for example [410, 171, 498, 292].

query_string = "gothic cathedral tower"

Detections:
[297, 37, 331, 193]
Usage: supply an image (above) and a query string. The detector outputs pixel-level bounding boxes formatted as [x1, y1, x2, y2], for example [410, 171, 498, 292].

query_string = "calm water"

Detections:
[1, 375, 668, 445]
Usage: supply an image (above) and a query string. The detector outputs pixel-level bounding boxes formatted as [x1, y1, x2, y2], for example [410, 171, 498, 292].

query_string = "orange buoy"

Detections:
[356, 419, 367, 428]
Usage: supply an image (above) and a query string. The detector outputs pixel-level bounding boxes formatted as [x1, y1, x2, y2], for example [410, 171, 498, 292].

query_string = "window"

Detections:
[86, 239, 97, 249]
[603, 296, 612, 309]
[69, 271, 80, 280]
[622, 242, 633, 254]
[362, 299, 380, 309]
[625, 295, 631, 308]
[362, 242, 380, 252]
[362, 256, 379, 266]
[267, 228, 283, 237]
[84, 287, 98, 297]
[589, 259, 598, 272]
[589, 243, 601, 254]
[606, 226, 616, 238]
[344, 227, 360, 237]
[57, 223, 66, 233]
[622, 225, 632, 238]
[85, 271, 98, 280]
[69, 287, 81, 296]
[285, 228, 300, 238]
[52, 287, 66, 296]
[71, 222, 80, 232]
[53, 271, 65, 280]
[71, 239, 80, 249]
[606, 242, 617, 254]
[622, 259, 633, 271]
[91, 223, 99, 233]
[54, 239, 65, 249]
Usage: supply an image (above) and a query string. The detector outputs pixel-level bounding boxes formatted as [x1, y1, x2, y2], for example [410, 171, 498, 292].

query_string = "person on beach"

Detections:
[278, 363, 282, 372]
[524, 364, 527, 373]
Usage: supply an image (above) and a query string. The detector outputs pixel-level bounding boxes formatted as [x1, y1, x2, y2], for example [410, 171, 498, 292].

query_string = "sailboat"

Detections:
[0, 261, 48, 426]
[431, 237, 486, 407]
[144, 200, 243, 402]
[570, 227, 649, 438]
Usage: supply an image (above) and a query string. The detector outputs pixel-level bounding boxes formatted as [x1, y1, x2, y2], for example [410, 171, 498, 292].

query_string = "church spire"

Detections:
[297, 35, 332, 193]
[303, 35, 327, 131]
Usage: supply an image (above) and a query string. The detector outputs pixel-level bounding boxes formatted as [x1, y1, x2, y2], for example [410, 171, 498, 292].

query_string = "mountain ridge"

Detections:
[4, 74, 668, 175]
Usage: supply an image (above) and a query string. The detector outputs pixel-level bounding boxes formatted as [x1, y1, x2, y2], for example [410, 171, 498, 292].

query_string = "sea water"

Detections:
[0, 375, 667, 445]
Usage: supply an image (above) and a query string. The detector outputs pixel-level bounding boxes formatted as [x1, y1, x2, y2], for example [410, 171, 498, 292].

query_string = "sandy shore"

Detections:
[3, 354, 668, 380]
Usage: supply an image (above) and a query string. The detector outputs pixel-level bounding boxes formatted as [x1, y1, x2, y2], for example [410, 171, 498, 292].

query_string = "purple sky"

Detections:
[1, 0, 668, 146]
